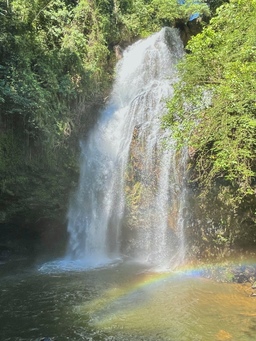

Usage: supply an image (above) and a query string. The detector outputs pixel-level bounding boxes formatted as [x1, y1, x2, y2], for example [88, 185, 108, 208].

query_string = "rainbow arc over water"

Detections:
[78, 258, 256, 323]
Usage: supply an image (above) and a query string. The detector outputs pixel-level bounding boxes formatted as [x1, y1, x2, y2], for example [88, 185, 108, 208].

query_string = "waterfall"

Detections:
[66, 27, 186, 269]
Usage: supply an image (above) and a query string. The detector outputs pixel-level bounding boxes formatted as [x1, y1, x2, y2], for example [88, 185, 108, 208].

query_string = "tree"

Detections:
[165, 0, 256, 200]
[164, 0, 256, 254]
[0, 0, 211, 225]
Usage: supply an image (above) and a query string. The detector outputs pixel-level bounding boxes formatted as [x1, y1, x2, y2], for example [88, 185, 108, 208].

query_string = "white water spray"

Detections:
[66, 27, 187, 269]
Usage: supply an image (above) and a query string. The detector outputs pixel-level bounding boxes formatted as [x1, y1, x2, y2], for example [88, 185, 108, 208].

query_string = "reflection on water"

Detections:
[0, 260, 256, 341]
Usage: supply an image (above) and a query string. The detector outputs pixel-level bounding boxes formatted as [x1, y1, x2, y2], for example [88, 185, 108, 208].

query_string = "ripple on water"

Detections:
[38, 257, 122, 274]
[1, 261, 256, 341]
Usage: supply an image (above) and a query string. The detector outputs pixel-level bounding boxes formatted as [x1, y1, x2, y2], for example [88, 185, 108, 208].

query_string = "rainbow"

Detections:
[78, 258, 256, 319]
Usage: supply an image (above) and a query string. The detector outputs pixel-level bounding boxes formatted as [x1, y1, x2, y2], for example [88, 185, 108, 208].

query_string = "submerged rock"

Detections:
[232, 265, 256, 283]
[200, 263, 256, 284]
[215, 329, 232, 341]
[252, 281, 256, 289]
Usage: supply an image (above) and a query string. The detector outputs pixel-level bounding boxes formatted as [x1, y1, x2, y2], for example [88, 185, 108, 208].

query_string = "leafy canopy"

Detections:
[165, 0, 256, 201]
[0, 0, 211, 223]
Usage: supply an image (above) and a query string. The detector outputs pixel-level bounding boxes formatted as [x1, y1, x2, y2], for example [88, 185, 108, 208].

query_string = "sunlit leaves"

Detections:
[150, 0, 210, 24]
[166, 0, 256, 202]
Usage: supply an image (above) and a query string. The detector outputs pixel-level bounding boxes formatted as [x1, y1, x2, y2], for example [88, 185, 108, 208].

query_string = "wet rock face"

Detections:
[232, 265, 256, 284]
[175, 19, 203, 47]
[0, 223, 34, 261]
[0, 246, 11, 263]
[201, 263, 256, 284]
[114, 45, 123, 60]
[35, 218, 68, 257]
[0, 218, 68, 264]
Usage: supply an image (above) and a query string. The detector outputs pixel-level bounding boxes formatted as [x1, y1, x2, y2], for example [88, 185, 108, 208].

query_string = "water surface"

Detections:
[0, 260, 256, 341]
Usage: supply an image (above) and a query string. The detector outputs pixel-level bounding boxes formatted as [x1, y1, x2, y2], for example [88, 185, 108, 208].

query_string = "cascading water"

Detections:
[67, 27, 186, 269]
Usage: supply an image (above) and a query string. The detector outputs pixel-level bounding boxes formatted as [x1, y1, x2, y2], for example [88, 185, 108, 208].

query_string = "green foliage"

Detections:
[0, 0, 90, 223]
[165, 0, 256, 204]
[0, 0, 210, 226]
[206, 0, 229, 13]
[119, 0, 210, 39]
[151, 0, 209, 24]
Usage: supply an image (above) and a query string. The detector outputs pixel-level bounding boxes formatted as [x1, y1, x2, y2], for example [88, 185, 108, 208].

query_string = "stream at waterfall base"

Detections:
[1, 259, 256, 341]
